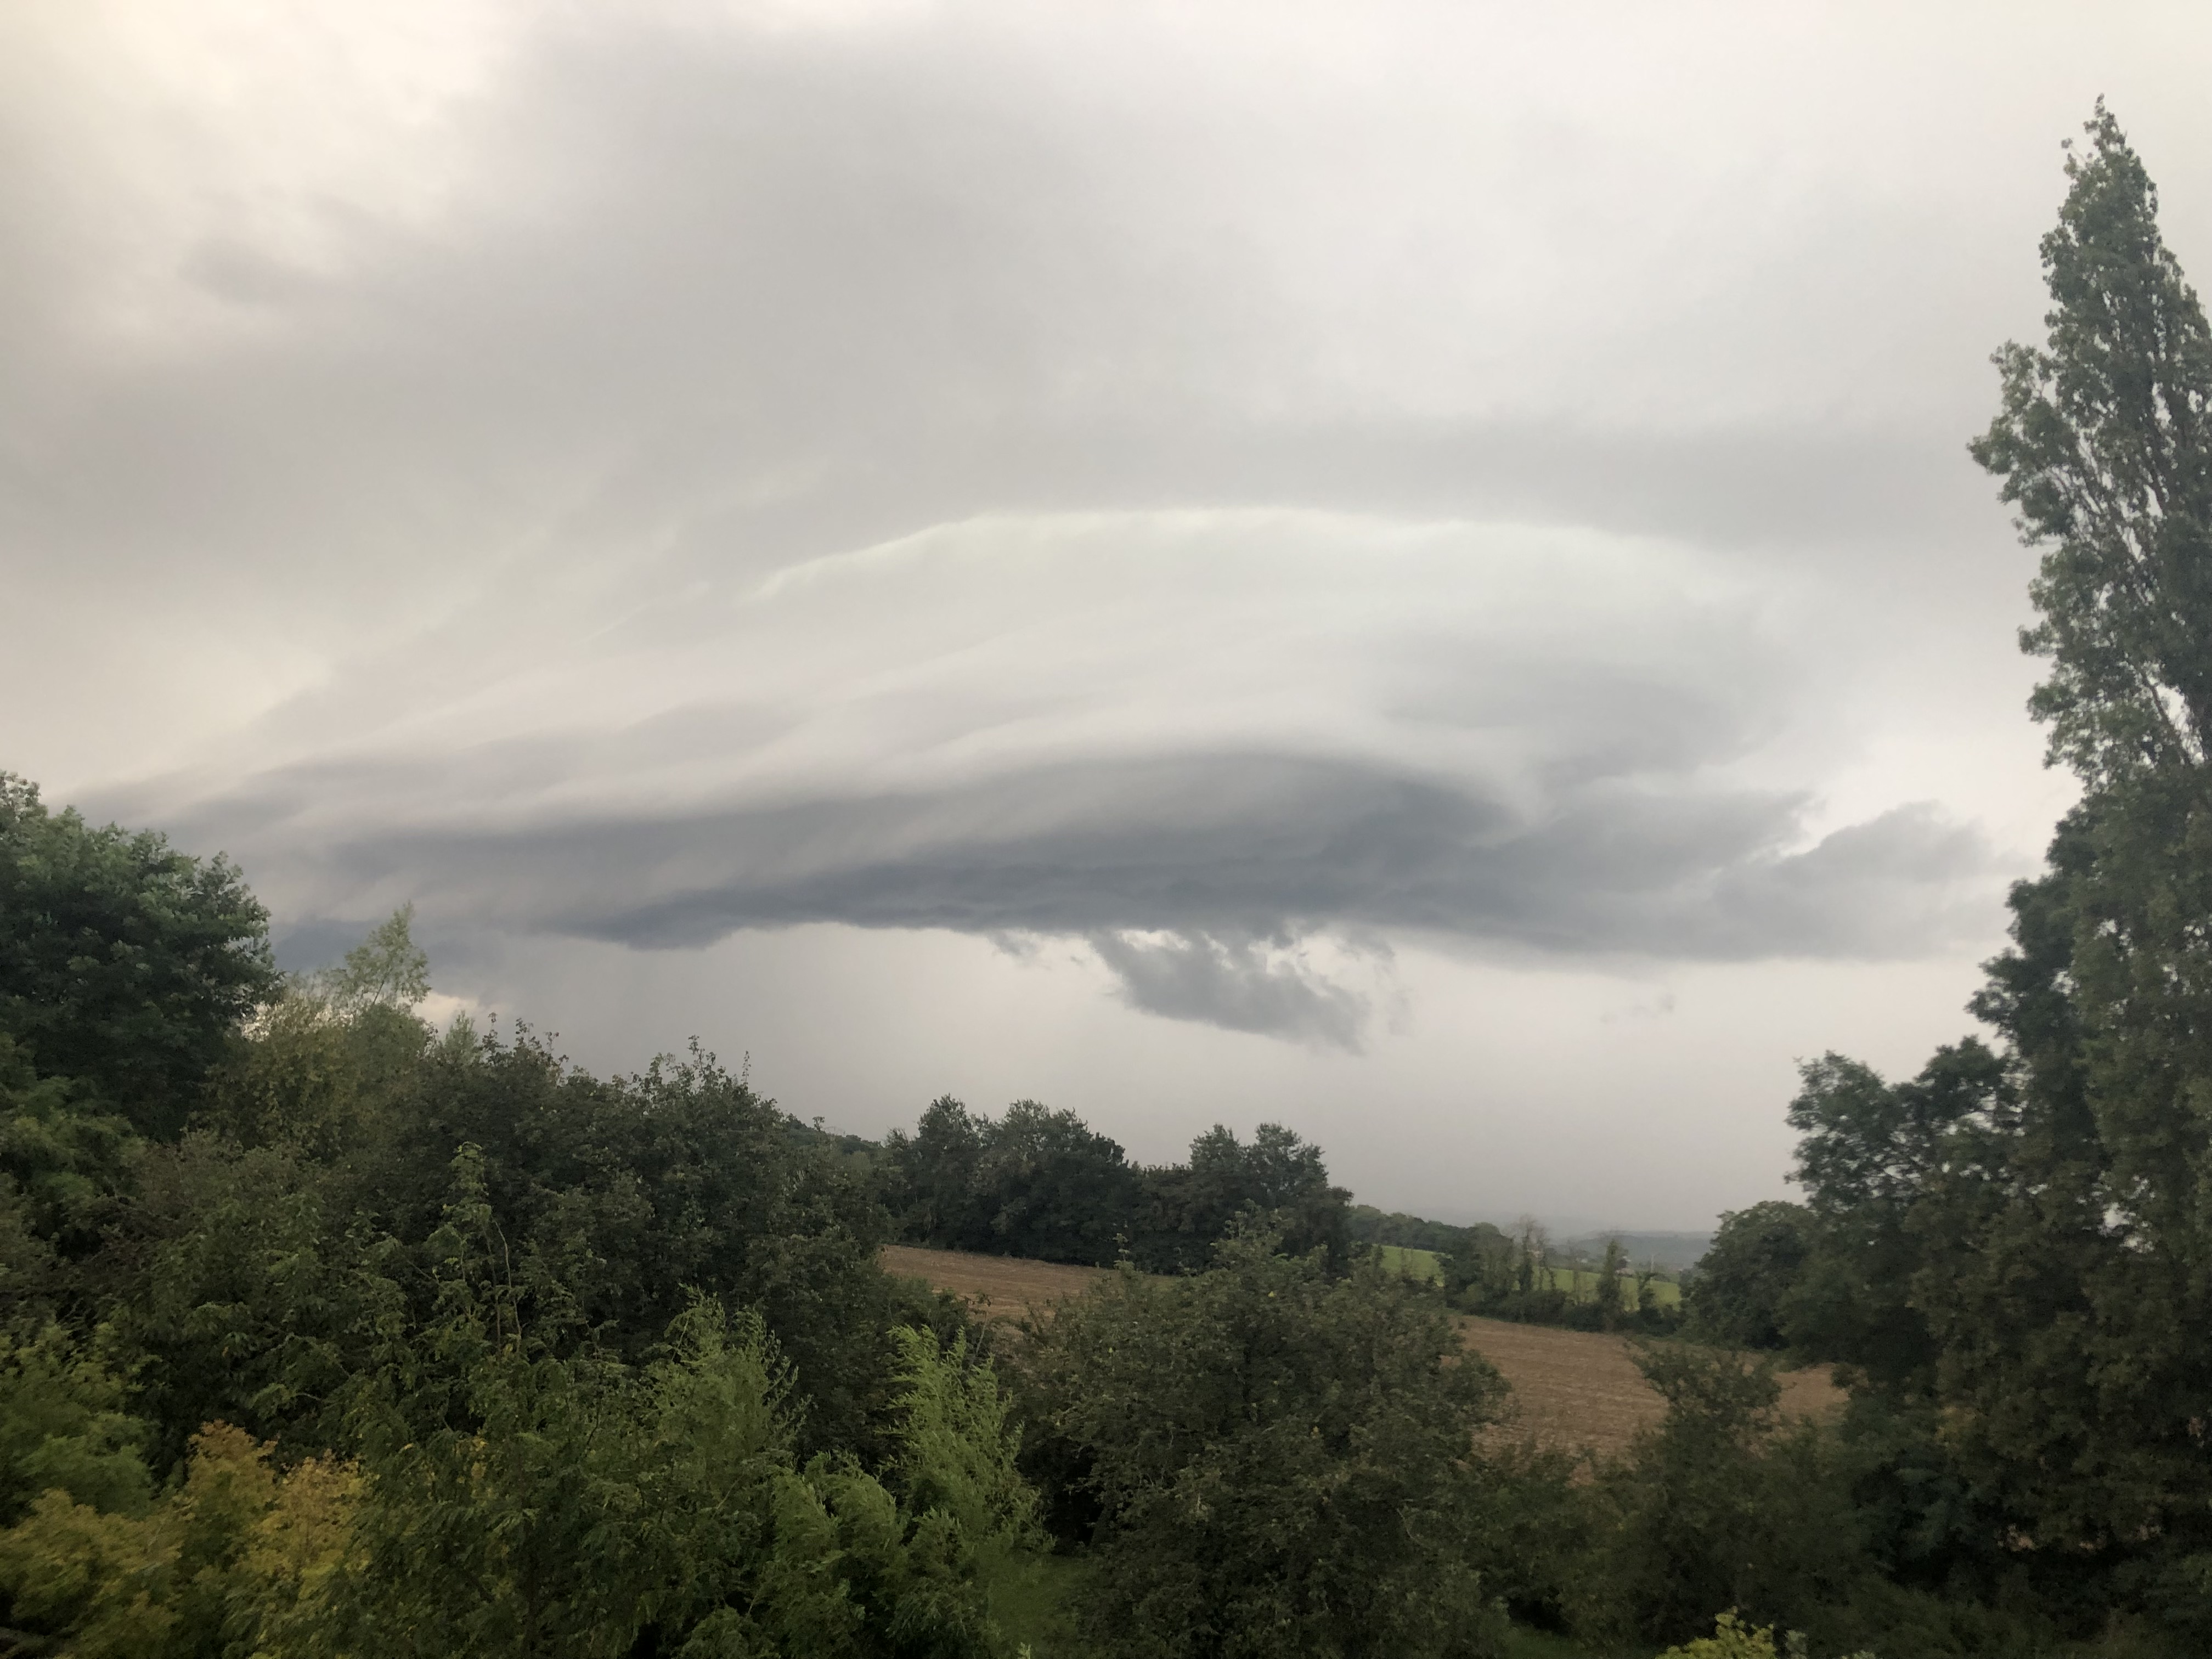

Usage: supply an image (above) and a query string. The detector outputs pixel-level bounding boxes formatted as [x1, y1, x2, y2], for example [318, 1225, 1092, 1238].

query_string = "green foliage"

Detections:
[887, 1327, 1036, 1551]
[1019, 1229, 1508, 1659]
[1132, 1122, 1350, 1273]
[1754, 110, 2212, 1640]
[1971, 101, 2212, 787]
[1653, 1610, 1877, 1659]
[884, 1102, 1352, 1276]
[0, 867, 963, 1474]
[1949, 109, 2212, 1632]
[315, 1251, 1014, 1659]
[885, 1094, 1142, 1264]
[892, 1097, 994, 1250]
[113, 1135, 387, 1468]
[1655, 1611, 1789, 1659]
[0, 1417, 364, 1658]
[0, 774, 278, 1138]
[1346, 1204, 1492, 1255]
[1378, 1243, 1444, 1282]
[1457, 1438, 1590, 1638]
[203, 910, 437, 1158]
[0, 1324, 153, 1526]
[370, 1034, 911, 1454]
[1591, 1239, 1623, 1323]
[0, 1034, 139, 1270]
[1571, 1344, 1860, 1650]
[1443, 1221, 1680, 1335]
[976, 1100, 1141, 1266]
[0, 1487, 180, 1655]
[319, 904, 431, 1012]
[1683, 1203, 1812, 1350]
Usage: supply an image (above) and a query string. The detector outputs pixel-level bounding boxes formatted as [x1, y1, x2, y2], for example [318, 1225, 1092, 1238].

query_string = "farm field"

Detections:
[1538, 1265, 1684, 1308]
[881, 1245, 1841, 1463]
[1378, 1243, 1444, 1281]
[882, 1244, 1114, 1314]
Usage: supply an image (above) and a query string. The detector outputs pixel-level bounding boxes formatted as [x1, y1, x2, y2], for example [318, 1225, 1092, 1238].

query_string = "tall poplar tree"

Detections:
[1787, 104, 2212, 1638]
[1971, 105, 2212, 1287]
[1943, 100, 2212, 1613]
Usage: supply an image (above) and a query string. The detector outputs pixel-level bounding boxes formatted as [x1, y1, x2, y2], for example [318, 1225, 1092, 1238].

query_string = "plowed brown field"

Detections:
[882, 1244, 1844, 1463]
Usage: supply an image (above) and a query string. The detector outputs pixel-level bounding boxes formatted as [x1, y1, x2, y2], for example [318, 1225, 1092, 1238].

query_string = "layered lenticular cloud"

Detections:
[8, 1, 2124, 1073]
[130, 509, 1995, 1045]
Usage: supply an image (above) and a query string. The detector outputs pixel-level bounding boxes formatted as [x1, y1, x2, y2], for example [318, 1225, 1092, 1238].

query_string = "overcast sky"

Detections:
[4, 2, 2204, 1229]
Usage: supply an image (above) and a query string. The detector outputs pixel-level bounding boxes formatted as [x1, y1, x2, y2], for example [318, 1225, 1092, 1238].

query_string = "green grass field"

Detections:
[1539, 1265, 1682, 1308]
[1378, 1243, 1446, 1282]
[1374, 1246, 1682, 1308]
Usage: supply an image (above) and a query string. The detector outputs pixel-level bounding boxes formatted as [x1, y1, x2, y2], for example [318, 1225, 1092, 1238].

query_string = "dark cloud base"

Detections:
[181, 747, 1994, 1045]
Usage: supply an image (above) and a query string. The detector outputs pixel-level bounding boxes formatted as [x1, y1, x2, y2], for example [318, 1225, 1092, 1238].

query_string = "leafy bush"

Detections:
[1683, 1203, 1814, 1351]
[1569, 1343, 1867, 1653]
[1654, 1610, 1876, 1659]
[1019, 1228, 1508, 1659]
[0, 773, 278, 1138]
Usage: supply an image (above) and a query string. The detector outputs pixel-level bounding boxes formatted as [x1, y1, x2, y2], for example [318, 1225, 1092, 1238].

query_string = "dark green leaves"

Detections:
[1971, 104, 2212, 785]
[0, 773, 278, 1138]
[1020, 1233, 1506, 1659]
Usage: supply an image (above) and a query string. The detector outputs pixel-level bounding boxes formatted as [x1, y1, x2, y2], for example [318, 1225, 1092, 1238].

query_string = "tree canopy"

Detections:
[0, 775, 277, 1137]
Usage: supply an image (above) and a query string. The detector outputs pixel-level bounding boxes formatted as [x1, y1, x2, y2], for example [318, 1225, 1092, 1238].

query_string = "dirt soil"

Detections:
[882, 1244, 1844, 1464]
[1450, 1314, 1843, 1461]
[883, 1245, 1115, 1316]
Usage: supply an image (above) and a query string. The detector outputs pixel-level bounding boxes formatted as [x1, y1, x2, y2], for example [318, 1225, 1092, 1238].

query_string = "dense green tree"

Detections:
[319, 905, 431, 1012]
[0, 1324, 153, 1527]
[1345, 1205, 1499, 1256]
[972, 1101, 1140, 1265]
[1574, 1344, 1863, 1651]
[885, 1101, 1350, 1275]
[1131, 1122, 1349, 1273]
[145, 1023, 924, 1462]
[0, 775, 277, 1137]
[887, 1097, 994, 1249]
[1019, 1230, 1506, 1659]
[1971, 102, 2212, 788]
[0, 1035, 138, 1275]
[1769, 104, 2212, 1647]
[1592, 1237, 1625, 1325]
[1960, 105, 2212, 1624]
[1682, 1201, 1813, 1352]
[885, 1097, 1141, 1265]
[312, 1186, 1019, 1659]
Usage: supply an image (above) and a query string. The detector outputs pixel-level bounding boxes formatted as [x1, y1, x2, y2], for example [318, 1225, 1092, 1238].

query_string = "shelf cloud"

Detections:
[126, 510, 1999, 1045]
[9, 0, 2145, 1088]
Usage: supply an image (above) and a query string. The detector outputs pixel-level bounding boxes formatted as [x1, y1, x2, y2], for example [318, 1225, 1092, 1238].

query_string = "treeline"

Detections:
[876, 1115, 1682, 1336]
[1346, 1203, 1491, 1254]
[879, 1098, 1350, 1272]
[1352, 1207, 1686, 1335]
[1443, 1224, 1683, 1335]
[874, 1102, 1682, 1336]
[0, 784, 1029, 1655]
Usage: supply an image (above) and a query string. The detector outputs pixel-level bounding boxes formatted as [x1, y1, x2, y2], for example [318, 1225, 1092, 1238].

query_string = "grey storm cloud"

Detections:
[7, 1, 2125, 1058]
[159, 750, 1991, 960]
[114, 506, 2004, 1046]
[1086, 930, 1376, 1053]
